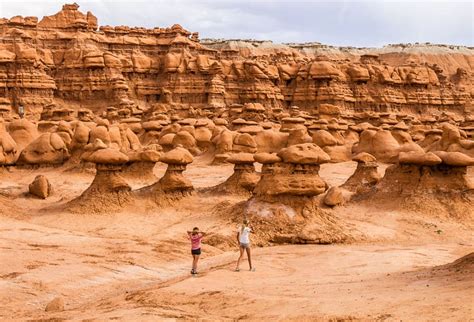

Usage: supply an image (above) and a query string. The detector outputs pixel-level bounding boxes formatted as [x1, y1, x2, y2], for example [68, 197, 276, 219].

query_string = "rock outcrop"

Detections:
[203, 152, 259, 195]
[137, 146, 194, 204]
[240, 143, 350, 244]
[0, 4, 471, 121]
[342, 152, 382, 194]
[358, 150, 474, 217]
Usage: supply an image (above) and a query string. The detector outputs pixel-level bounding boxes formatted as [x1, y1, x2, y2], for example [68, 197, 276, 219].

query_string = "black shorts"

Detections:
[191, 248, 201, 255]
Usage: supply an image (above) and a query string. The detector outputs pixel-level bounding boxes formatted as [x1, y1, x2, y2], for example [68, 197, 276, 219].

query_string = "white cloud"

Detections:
[0, 0, 472, 46]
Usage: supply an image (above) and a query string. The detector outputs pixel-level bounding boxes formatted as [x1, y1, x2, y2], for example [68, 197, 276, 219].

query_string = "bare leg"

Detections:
[235, 246, 245, 270]
[246, 247, 253, 270]
[192, 255, 200, 272]
[194, 255, 200, 272]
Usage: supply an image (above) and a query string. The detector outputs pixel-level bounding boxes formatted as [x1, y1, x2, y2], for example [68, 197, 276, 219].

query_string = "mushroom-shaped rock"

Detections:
[68, 147, 132, 213]
[71, 121, 91, 149]
[365, 156, 474, 218]
[144, 147, 194, 195]
[342, 152, 381, 193]
[312, 130, 338, 147]
[194, 126, 213, 148]
[278, 143, 330, 164]
[139, 149, 162, 163]
[205, 153, 260, 195]
[254, 144, 330, 197]
[227, 152, 255, 164]
[352, 129, 400, 163]
[121, 145, 163, 182]
[393, 121, 409, 131]
[287, 128, 312, 146]
[158, 133, 176, 148]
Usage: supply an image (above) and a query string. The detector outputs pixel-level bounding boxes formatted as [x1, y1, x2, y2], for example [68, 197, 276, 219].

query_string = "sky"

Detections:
[0, 0, 472, 47]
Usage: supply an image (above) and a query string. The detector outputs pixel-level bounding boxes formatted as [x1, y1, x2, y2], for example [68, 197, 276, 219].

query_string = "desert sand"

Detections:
[0, 160, 472, 320]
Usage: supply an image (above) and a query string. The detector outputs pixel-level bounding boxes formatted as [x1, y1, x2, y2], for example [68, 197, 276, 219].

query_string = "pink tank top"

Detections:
[190, 234, 203, 250]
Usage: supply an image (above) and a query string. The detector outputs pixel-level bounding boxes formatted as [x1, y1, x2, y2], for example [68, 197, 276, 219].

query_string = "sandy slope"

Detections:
[0, 160, 472, 320]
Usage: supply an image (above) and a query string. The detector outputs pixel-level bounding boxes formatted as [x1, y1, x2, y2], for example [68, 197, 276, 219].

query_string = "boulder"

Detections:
[29, 175, 53, 199]
[45, 297, 64, 312]
[323, 186, 344, 207]
[18, 133, 69, 164]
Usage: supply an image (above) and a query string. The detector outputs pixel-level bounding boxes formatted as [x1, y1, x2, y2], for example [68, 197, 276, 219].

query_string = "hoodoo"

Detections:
[67, 142, 131, 213]
[136, 146, 194, 204]
[358, 150, 474, 217]
[241, 143, 350, 244]
[342, 152, 382, 194]
[203, 152, 260, 195]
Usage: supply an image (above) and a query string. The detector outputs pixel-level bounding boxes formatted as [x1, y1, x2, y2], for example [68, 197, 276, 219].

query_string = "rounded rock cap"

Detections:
[226, 152, 255, 164]
[160, 146, 193, 165]
[398, 151, 442, 166]
[237, 125, 263, 135]
[433, 151, 474, 167]
[393, 121, 409, 131]
[139, 150, 162, 162]
[282, 117, 306, 124]
[213, 118, 228, 126]
[277, 143, 330, 164]
[83, 148, 129, 164]
[352, 152, 377, 164]
[254, 152, 282, 164]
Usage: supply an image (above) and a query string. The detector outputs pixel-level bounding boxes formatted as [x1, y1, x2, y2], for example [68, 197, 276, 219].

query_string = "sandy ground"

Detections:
[0, 160, 473, 320]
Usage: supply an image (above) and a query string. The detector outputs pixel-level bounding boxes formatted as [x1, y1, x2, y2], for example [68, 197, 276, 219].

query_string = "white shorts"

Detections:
[240, 242, 250, 248]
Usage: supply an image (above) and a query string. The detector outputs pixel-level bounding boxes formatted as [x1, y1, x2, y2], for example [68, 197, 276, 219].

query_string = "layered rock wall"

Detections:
[0, 4, 472, 120]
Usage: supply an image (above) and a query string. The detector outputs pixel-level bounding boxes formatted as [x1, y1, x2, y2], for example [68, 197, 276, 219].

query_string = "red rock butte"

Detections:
[0, 3, 472, 121]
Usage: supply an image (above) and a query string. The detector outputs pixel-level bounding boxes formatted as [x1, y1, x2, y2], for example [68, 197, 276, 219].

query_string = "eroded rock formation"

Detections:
[240, 143, 350, 244]
[359, 150, 474, 217]
[0, 3, 471, 122]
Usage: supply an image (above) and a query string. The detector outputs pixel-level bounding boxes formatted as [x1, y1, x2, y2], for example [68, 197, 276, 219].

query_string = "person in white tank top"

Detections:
[235, 219, 255, 272]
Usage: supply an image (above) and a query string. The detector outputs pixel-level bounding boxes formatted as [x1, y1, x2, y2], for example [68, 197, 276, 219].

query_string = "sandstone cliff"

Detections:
[0, 3, 472, 120]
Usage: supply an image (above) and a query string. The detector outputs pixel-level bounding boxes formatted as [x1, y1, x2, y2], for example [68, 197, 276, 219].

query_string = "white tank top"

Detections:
[239, 226, 251, 243]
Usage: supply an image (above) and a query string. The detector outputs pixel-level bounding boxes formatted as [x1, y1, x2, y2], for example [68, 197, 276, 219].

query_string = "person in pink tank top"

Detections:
[187, 227, 206, 275]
